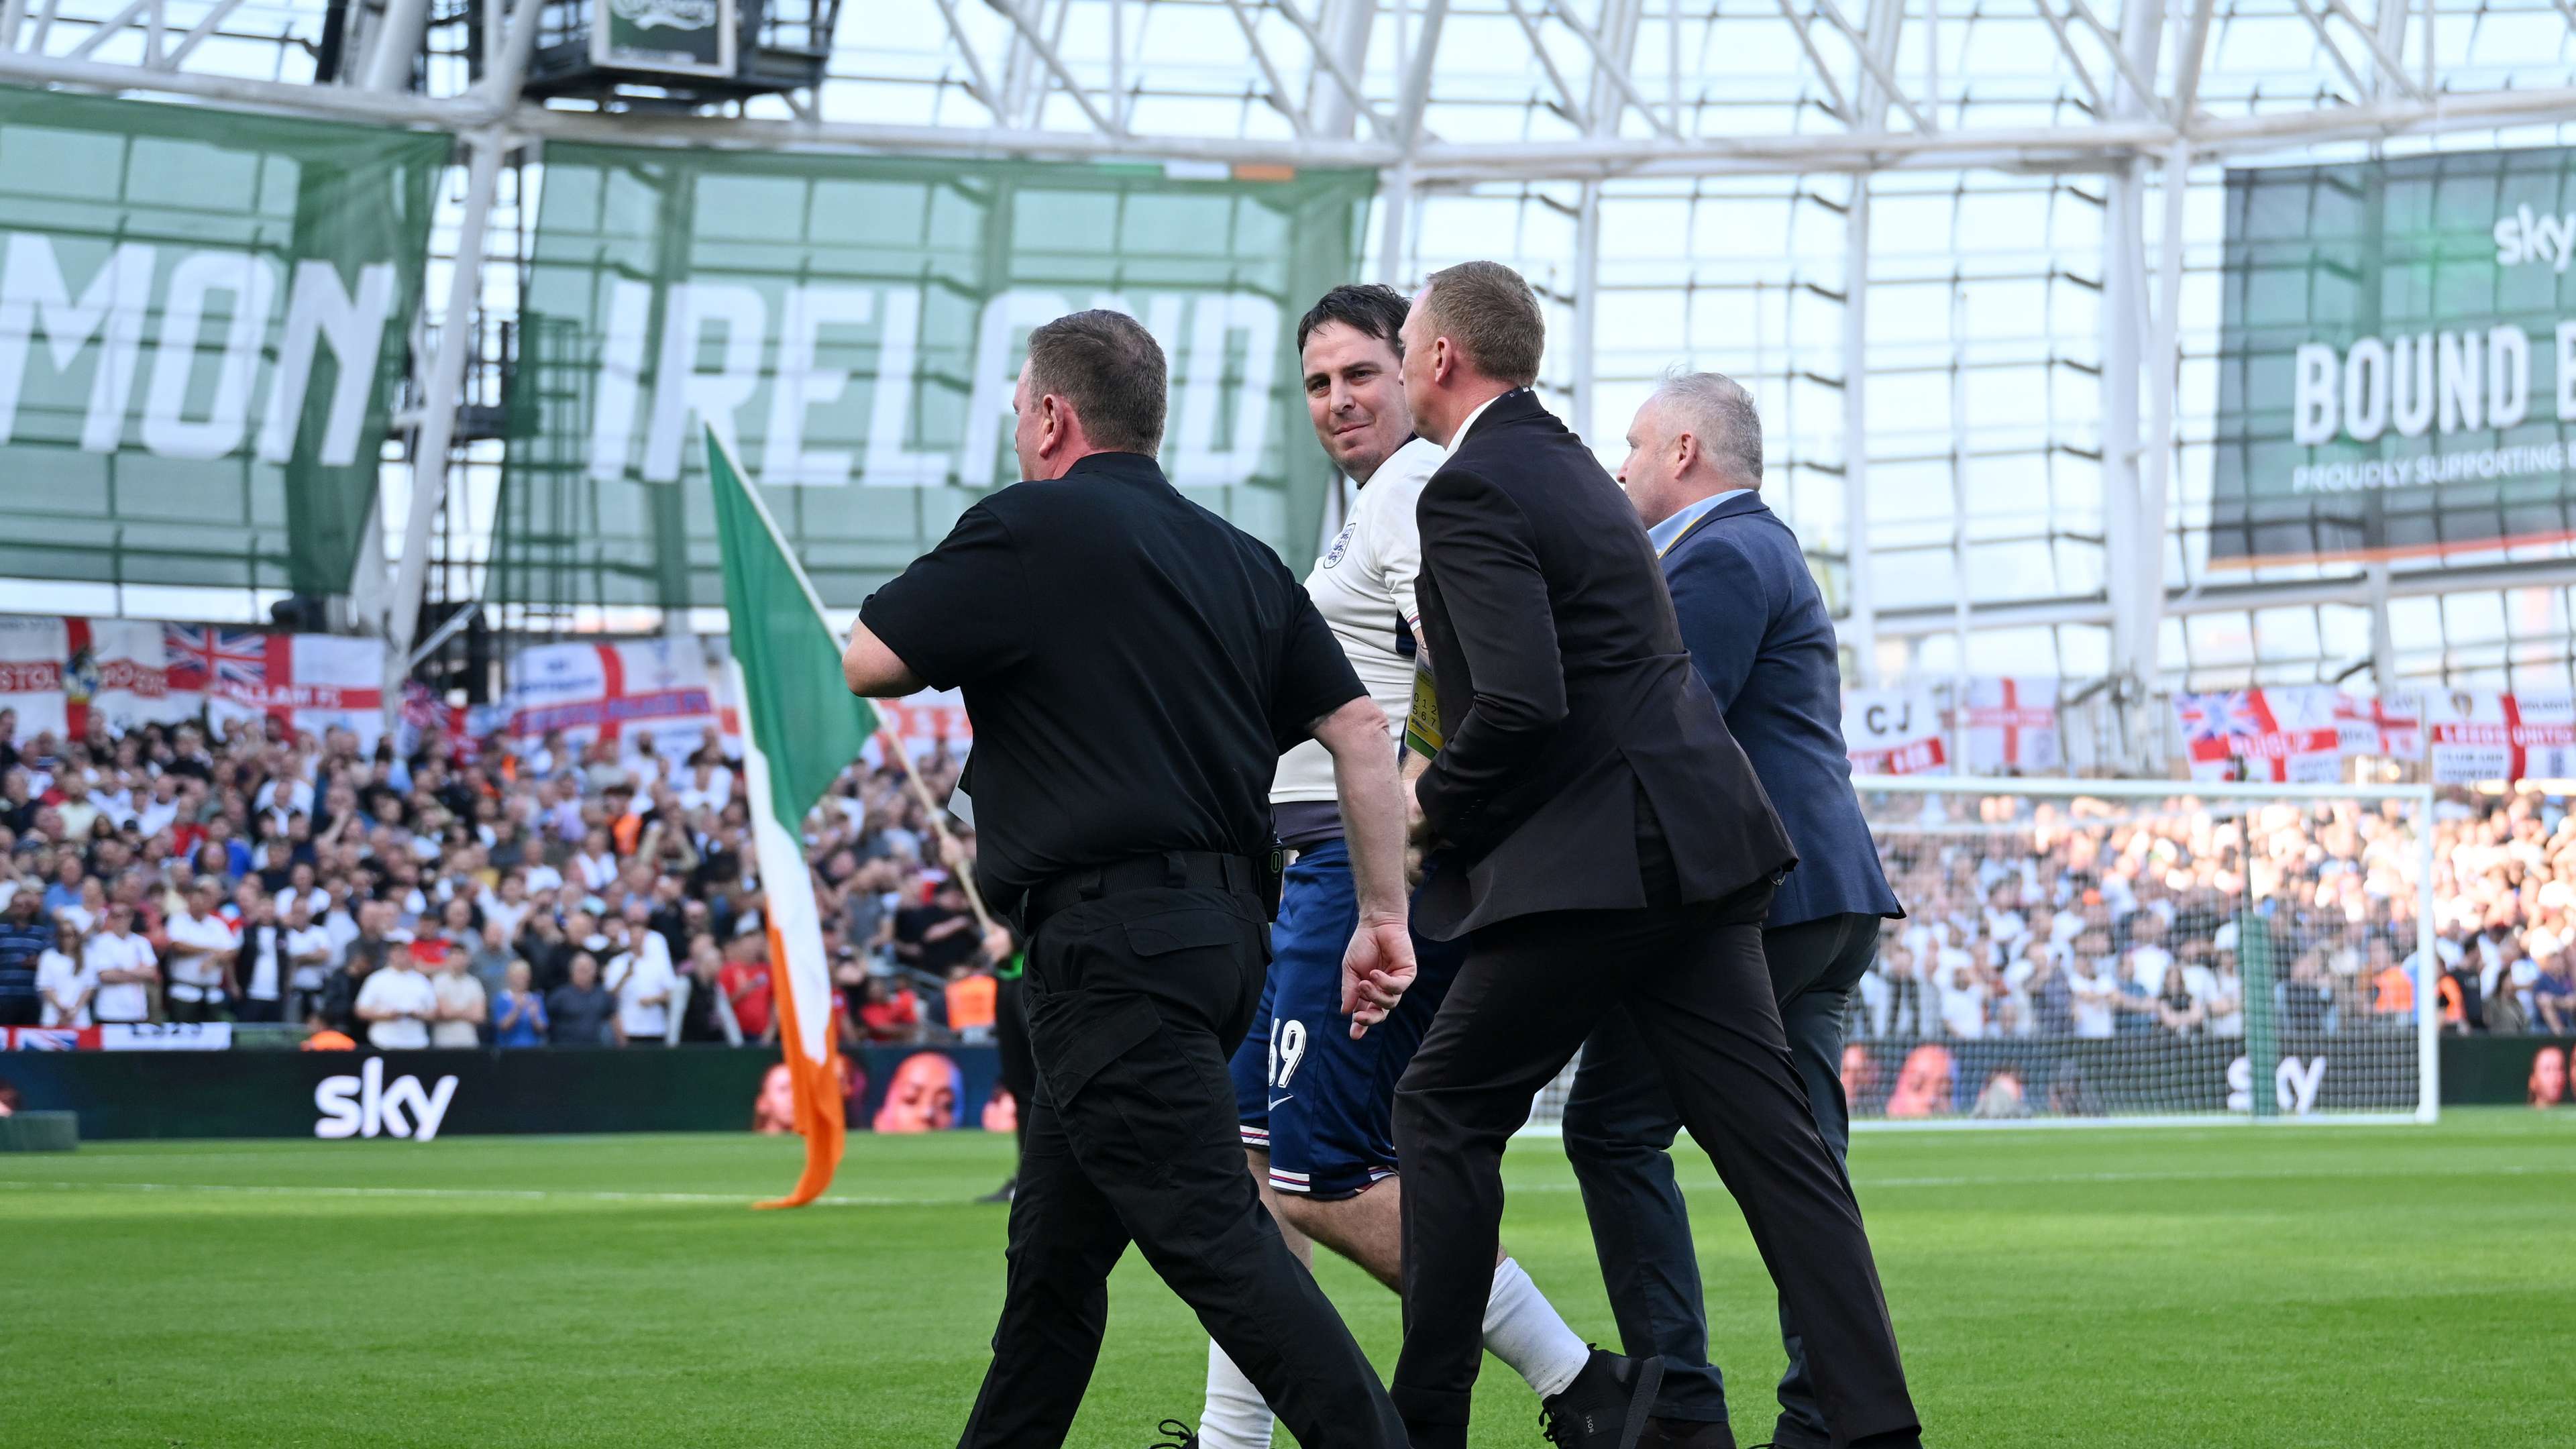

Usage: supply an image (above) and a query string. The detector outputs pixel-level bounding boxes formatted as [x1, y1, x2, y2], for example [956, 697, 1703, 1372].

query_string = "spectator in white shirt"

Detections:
[85, 904, 158, 1024]
[2068, 932, 2121, 1040]
[162, 879, 237, 1023]
[2123, 910, 2176, 994]
[606, 905, 678, 1044]
[675, 759, 733, 816]
[36, 919, 95, 1027]
[427, 943, 487, 1049]
[355, 941, 438, 1050]
[1937, 951, 1991, 1039]
[134, 775, 183, 839]
[574, 829, 620, 896]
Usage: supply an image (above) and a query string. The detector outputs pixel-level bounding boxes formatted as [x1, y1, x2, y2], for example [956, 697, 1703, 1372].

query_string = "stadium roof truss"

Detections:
[10, 0, 2576, 718]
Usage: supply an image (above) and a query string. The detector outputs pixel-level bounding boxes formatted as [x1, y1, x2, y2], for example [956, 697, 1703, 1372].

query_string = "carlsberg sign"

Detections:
[2212, 148, 2576, 566]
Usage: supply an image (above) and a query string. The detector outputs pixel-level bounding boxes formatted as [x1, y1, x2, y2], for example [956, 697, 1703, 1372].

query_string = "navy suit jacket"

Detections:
[1659, 491, 1901, 928]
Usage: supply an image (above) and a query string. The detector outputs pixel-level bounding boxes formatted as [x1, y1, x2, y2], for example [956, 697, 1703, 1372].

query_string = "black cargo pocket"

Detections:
[1122, 908, 1245, 959]
[1029, 993, 1163, 1111]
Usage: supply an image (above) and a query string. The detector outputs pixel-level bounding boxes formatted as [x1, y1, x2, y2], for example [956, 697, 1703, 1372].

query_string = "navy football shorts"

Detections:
[1229, 837, 1462, 1199]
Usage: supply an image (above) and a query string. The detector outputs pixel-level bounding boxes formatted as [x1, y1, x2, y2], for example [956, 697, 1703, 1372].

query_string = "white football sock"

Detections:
[1198, 1340, 1275, 1449]
[1483, 1256, 1593, 1400]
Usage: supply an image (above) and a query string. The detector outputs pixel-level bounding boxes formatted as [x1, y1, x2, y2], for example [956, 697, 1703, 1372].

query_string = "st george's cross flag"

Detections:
[706, 426, 877, 1209]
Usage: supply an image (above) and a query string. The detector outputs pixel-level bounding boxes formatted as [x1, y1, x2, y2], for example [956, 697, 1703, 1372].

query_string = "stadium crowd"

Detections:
[0, 706, 1016, 1049]
[0, 704, 2572, 1047]
[1852, 790, 2576, 1041]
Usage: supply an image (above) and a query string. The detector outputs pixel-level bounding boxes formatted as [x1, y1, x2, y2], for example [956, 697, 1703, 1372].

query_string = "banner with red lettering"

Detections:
[2420, 690, 2576, 784]
[2174, 688, 2344, 782]
[172, 626, 386, 750]
[0, 616, 69, 740]
[504, 638, 721, 762]
[873, 688, 973, 763]
[2328, 689, 2421, 760]
[70, 618, 190, 735]
[1960, 677, 2061, 773]
[1845, 688, 1949, 775]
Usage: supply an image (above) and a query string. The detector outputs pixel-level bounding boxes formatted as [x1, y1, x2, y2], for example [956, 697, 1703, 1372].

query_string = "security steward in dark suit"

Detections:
[841, 310, 1420, 1449]
[1384, 264, 1923, 1449]
[1567, 372, 1909, 1449]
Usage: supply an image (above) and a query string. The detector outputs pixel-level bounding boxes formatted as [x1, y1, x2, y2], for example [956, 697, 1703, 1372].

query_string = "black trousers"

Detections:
[994, 971, 1036, 1159]
[1564, 912, 1882, 1447]
[1389, 892, 1919, 1449]
[956, 884, 1405, 1449]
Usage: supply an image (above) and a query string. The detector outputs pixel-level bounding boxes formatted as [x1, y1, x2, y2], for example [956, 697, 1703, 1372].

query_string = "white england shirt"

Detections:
[1271, 437, 1442, 807]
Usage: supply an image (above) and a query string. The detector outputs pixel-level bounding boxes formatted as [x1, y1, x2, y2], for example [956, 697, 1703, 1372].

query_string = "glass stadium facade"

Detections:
[8, 0, 2576, 727]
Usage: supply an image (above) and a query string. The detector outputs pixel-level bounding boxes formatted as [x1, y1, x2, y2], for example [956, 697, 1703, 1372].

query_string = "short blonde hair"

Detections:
[1419, 261, 1544, 387]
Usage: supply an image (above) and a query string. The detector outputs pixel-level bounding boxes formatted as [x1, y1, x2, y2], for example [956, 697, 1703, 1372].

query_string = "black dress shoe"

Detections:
[1146, 1418, 1198, 1448]
[1642, 1416, 1737, 1449]
[975, 1177, 1016, 1204]
[1539, 1348, 1666, 1449]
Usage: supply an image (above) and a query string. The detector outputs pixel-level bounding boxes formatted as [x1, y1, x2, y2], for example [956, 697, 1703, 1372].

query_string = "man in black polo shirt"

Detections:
[843, 309, 1417, 1449]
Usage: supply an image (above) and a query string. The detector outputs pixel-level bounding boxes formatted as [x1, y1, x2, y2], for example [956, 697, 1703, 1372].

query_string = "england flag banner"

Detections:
[2174, 689, 2343, 783]
[2420, 690, 2576, 784]
[70, 618, 190, 735]
[505, 639, 721, 761]
[1961, 677, 2061, 773]
[0, 616, 69, 739]
[873, 688, 975, 763]
[1845, 688, 1949, 775]
[171, 627, 387, 749]
[2332, 690, 2422, 761]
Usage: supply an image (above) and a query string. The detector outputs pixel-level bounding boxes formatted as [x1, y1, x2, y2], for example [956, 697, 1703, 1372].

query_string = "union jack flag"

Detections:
[2174, 691, 2263, 743]
[164, 625, 266, 691]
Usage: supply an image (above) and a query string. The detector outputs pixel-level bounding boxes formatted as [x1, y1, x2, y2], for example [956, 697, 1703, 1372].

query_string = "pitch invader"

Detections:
[1181, 285, 1605, 1449]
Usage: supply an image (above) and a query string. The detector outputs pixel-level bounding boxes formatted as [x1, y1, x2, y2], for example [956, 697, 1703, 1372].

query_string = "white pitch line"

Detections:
[1501, 1160, 2576, 1193]
[0, 1179, 963, 1208]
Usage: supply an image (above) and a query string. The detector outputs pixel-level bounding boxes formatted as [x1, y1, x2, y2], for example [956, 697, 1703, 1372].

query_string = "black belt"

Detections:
[1020, 851, 1258, 934]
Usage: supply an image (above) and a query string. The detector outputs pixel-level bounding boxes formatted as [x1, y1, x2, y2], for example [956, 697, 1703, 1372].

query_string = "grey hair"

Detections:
[1649, 367, 1763, 486]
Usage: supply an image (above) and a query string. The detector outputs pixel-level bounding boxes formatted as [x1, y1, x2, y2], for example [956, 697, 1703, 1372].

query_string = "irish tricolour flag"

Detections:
[707, 427, 876, 1209]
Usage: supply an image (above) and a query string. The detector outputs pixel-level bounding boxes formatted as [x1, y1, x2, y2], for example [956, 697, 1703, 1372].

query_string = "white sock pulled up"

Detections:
[1197, 1339, 1276, 1449]
[1483, 1256, 1593, 1400]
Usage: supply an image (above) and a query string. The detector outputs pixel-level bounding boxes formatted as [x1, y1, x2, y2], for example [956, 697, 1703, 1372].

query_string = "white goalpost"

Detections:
[1521, 777, 2441, 1133]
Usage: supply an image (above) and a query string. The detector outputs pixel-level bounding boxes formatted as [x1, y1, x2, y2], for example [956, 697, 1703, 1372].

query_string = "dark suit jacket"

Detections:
[1659, 492, 1902, 929]
[1410, 389, 1795, 941]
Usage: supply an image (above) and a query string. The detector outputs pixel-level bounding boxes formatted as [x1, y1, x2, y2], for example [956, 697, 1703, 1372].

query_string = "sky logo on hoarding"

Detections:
[2493, 204, 2576, 272]
[313, 1056, 460, 1141]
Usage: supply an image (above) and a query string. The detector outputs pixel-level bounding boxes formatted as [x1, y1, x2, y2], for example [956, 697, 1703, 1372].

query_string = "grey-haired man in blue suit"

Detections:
[1566, 370, 1909, 1449]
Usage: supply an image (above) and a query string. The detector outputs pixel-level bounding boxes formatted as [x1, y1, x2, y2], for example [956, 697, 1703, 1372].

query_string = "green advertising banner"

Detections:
[2215, 149, 2576, 567]
[490, 148, 1374, 610]
[0, 89, 448, 594]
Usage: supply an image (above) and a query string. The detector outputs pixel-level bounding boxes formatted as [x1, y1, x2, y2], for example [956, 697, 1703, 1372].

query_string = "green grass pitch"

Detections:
[5, 1110, 2569, 1448]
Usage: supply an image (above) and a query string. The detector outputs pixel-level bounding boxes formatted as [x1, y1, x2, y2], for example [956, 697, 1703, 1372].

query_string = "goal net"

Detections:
[1523, 777, 2440, 1130]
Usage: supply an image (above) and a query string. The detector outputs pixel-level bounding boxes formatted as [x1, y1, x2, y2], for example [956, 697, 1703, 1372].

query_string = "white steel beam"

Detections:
[1275, 0, 1397, 140]
[1503, 0, 1593, 131]
[932, 0, 1006, 119]
[1838, 0, 1905, 686]
[1304, 0, 1378, 138]
[1223, 0, 1312, 137]
[161, 0, 252, 69]
[990, 0, 1123, 136]
[64, 0, 158, 62]
[1548, 0, 1678, 140]
[384, 127, 503, 733]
